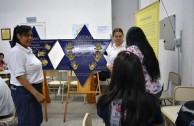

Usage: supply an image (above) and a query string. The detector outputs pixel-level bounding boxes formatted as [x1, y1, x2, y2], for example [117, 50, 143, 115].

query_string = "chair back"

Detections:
[173, 86, 194, 105]
[67, 71, 78, 85]
[82, 113, 92, 126]
[166, 72, 181, 91]
[45, 70, 68, 103]
[46, 70, 60, 80]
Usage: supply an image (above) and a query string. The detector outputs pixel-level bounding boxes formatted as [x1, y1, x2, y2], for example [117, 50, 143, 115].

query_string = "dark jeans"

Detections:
[10, 84, 43, 126]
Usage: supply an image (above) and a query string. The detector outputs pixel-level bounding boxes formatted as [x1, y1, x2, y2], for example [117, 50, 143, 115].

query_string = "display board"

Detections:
[30, 26, 111, 86]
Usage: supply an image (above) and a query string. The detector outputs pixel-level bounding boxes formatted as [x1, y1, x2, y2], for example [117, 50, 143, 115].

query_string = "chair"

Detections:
[82, 113, 92, 126]
[46, 70, 67, 103]
[69, 71, 87, 104]
[0, 109, 16, 126]
[69, 71, 79, 90]
[65, 71, 87, 102]
[64, 72, 101, 122]
[162, 86, 194, 125]
[172, 86, 194, 105]
[160, 72, 181, 105]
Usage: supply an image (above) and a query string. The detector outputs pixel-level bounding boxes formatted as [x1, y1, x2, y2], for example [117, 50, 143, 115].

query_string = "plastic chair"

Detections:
[82, 113, 92, 126]
[46, 70, 67, 103]
[173, 86, 194, 105]
[160, 72, 181, 105]
[0, 109, 16, 126]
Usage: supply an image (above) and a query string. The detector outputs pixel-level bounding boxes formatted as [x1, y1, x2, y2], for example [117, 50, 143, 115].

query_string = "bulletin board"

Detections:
[135, 1, 159, 57]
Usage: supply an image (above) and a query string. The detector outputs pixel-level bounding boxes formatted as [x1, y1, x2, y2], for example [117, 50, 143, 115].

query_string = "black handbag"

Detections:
[98, 71, 111, 81]
[175, 101, 194, 126]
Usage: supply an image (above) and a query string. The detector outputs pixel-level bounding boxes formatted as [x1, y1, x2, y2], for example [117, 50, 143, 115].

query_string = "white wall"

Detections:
[1, 0, 193, 86]
[140, 0, 194, 87]
[182, 0, 194, 86]
[0, 0, 112, 57]
[112, 0, 138, 36]
[192, 1, 194, 86]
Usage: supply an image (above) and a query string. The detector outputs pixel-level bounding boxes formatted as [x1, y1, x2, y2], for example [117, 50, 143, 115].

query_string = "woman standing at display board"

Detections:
[106, 28, 126, 72]
[6, 25, 45, 126]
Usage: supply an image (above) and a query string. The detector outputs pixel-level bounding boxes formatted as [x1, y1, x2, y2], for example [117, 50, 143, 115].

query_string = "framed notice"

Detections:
[1, 28, 11, 40]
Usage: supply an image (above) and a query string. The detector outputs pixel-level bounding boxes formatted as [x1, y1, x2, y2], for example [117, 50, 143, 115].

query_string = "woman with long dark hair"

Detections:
[126, 26, 162, 97]
[97, 51, 163, 126]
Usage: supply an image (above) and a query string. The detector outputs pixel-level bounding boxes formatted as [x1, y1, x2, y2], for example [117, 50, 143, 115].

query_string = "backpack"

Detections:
[175, 101, 194, 126]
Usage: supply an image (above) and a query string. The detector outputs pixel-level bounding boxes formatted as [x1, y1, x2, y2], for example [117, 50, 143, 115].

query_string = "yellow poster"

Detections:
[135, 1, 159, 57]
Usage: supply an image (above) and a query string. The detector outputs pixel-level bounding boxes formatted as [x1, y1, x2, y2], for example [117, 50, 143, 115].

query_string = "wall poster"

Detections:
[135, 1, 159, 57]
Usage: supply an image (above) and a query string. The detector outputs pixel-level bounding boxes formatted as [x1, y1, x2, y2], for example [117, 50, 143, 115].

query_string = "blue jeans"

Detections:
[10, 84, 43, 126]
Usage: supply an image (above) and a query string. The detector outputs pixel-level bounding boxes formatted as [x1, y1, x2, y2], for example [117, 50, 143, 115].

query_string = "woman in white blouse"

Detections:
[106, 28, 126, 72]
[7, 25, 45, 126]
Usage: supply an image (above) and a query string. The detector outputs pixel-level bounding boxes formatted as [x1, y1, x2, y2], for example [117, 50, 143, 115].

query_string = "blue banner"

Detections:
[30, 25, 111, 86]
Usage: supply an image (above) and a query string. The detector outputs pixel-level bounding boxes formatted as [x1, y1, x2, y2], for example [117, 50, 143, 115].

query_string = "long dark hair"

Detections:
[11, 25, 32, 48]
[97, 51, 153, 126]
[126, 26, 160, 80]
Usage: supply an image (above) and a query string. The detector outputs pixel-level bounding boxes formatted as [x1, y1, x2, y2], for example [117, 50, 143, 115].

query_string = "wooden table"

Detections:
[0, 70, 10, 78]
[2, 78, 9, 82]
[0, 70, 10, 85]
[161, 105, 181, 125]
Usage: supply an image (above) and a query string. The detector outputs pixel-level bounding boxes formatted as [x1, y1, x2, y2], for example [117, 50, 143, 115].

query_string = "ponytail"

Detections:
[11, 25, 32, 48]
[11, 25, 20, 47]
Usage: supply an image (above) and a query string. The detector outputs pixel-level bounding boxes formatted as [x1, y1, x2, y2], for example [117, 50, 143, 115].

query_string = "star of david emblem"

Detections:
[30, 25, 111, 86]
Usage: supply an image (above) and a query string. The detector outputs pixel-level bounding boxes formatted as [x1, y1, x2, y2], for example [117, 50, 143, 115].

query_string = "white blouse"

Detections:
[106, 42, 126, 66]
[127, 45, 162, 94]
[6, 43, 43, 86]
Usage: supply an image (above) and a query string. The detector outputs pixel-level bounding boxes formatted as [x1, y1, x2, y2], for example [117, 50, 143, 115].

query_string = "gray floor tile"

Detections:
[42, 85, 107, 126]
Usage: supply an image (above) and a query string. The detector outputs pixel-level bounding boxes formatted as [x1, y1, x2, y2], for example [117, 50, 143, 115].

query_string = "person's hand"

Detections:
[34, 91, 45, 103]
[107, 65, 113, 72]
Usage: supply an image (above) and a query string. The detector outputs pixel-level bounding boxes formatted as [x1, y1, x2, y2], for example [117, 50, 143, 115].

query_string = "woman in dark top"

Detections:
[97, 51, 163, 126]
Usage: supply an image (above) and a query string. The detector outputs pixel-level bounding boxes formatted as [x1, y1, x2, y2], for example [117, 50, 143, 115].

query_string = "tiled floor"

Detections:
[42, 95, 105, 126]
[41, 83, 108, 126]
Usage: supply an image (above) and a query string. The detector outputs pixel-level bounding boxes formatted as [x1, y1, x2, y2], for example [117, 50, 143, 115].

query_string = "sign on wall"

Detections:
[135, 1, 159, 57]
